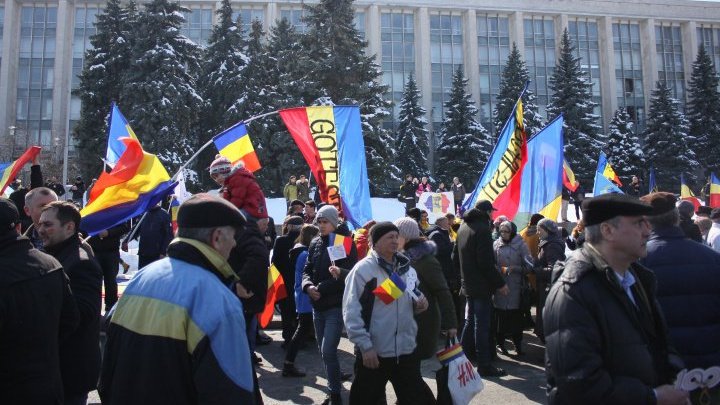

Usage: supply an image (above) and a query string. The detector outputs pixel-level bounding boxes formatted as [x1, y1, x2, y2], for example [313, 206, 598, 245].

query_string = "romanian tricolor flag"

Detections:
[372, 272, 407, 305]
[463, 84, 529, 219]
[169, 197, 180, 233]
[680, 174, 702, 211]
[515, 115, 564, 232]
[562, 159, 579, 192]
[213, 122, 261, 173]
[258, 263, 287, 328]
[0, 146, 41, 195]
[80, 138, 177, 236]
[106, 103, 139, 166]
[280, 106, 372, 229]
[710, 173, 720, 208]
[593, 152, 624, 196]
[329, 232, 353, 256]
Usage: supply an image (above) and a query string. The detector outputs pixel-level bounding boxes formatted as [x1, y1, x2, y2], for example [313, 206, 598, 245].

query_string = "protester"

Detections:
[565, 219, 585, 250]
[445, 212, 459, 241]
[625, 175, 642, 197]
[521, 213, 544, 261]
[696, 217, 713, 244]
[419, 209, 430, 231]
[533, 218, 565, 343]
[492, 221, 532, 356]
[428, 216, 464, 330]
[221, 157, 269, 220]
[343, 222, 435, 404]
[284, 175, 298, 206]
[639, 192, 720, 370]
[560, 186, 570, 222]
[453, 199, 509, 377]
[708, 208, 720, 252]
[297, 174, 310, 202]
[569, 183, 585, 219]
[70, 176, 85, 206]
[38, 201, 102, 405]
[451, 177, 466, 214]
[492, 214, 509, 240]
[288, 199, 305, 216]
[303, 205, 358, 405]
[45, 176, 66, 198]
[399, 174, 416, 213]
[696, 205, 712, 219]
[416, 176, 432, 200]
[88, 222, 130, 311]
[9, 154, 43, 231]
[272, 215, 304, 347]
[677, 200, 703, 243]
[304, 200, 317, 224]
[22, 186, 58, 249]
[436, 182, 447, 192]
[544, 194, 687, 404]
[395, 217, 457, 359]
[99, 194, 256, 404]
[134, 203, 173, 269]
[283, 224, 320, 378]
[0, 197, 79, 404]
[353, 219, 376, 259]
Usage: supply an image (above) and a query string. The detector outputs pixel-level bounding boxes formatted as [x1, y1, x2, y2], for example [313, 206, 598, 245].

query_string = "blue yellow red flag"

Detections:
[562, 159, 579, 192]
[372, 272, 407, 305]
[710, 173, 720, 208]
[0, 146, 41, 195]
[106, 103, 139, 166]
[329, 232, 353, 255]
[594, 152, 624, 196]
[80, 138, 176, 236]
[258, 264, 287, 328]
[213, 122, 261, 173]
[680, 174, 702, 211]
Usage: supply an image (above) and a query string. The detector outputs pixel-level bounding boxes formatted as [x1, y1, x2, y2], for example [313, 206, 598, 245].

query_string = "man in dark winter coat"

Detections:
[677, 200, 703, 243]
[544, 194, 688, 405]
[70, 176, 85, 206]
[38, 201, 102, 405]
[272, 215, 304, 346]
[399, 174, 417, 213]
[639, 192, 720, 369]
[451, 177, 466, 213]
[134, 204, 173, 269]
[428, 216, 464, 329]
[453, 199, 509, 377]
[88, 222, 129, 311]
[0, 198, 79, 404]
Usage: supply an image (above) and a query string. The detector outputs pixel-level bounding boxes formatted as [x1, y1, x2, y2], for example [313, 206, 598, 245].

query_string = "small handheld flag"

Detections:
[329, 232, 353, 256]
[372, 272, 406, 304]
[0, 146, 41, 195]
[710, 173, 720, 208]
[213, 122, 261, 173]
[258, 264, 287, 328]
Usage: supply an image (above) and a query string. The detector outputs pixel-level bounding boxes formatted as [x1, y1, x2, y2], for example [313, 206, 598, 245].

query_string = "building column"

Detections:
[53, 0, 74, 164]
[0, 0, 19, 146]
[640, 18, 658, 115]
[681, 21, 698, 86]
[366, 4, 380, 65]
[266, 2, 277, 30]
[509, 11, 524, 50]
[415, 7, 433, 169]
[598, 16, 617, 128]
[464, 9, 480, 114]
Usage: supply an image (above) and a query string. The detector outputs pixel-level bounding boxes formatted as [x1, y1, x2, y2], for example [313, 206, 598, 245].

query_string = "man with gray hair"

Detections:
[544, 193, 688, 405]
[640, 192, 720, 370]
[23, 186, 58, 249]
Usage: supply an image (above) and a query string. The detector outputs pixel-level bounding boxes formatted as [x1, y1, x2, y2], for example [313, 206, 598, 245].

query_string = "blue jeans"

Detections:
[461, 297, 494, 367]
[244, 312, 258, 352]
[313, 307, 343, 394]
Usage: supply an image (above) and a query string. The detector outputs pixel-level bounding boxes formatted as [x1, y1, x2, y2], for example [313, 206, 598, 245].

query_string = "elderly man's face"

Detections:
[374, 230, 399, 259]
[257, 218, 270, 234]
[26, 193, 58, 225]
[211, 226, 236, 260]
[604, 215, 651, 260]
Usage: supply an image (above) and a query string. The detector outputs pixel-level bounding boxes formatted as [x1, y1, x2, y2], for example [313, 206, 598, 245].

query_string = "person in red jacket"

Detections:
[209, 155, 268, 220]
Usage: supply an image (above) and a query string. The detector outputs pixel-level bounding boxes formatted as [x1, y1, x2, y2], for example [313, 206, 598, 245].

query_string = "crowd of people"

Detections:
[1, 159, 719, 405]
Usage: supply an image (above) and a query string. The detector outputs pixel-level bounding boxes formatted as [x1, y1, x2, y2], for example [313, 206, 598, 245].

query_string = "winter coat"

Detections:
[271, 230, 300, 298]
[44, 234, 102, 397]
[88, 222, 130, 253]
[679, 215, 703, 243]
[136, 206, 173, 258]
[302, 223, 358, 311]
[521, 226, 541, 260]
[228, 220, 269, 314]
[404, 239, 458, 359]
[544, 245, 681, 405]
[399, 181, 416, 210]
[452, 208, 505, 298]
[535, 233, 566, 285]
[0, 234, 79, 404]
[290, 245, 313, 314]
[354, 228, 370, 259]
[416, 181, 432, 197]
[9, 164, 43, 232]
[451, 183, 466, 203]
[223, 165, 268, 219]
[492, 235, 532, 310]
[342, 251, 418, 358]
[639, 226, 720, 369]
[283, 182, 298, 202]
[427, 226, 459, 291]
[296, 180, 310, 202]
[99, 240, 255, 404]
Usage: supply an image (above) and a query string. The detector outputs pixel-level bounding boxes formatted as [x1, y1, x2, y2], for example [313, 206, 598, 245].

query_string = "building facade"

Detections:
[0, 0, 719, 175]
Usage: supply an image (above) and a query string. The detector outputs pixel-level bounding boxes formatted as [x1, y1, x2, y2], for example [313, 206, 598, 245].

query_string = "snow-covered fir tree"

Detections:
[120, 0, 203, 169]
[687, 44, 720, 174]
[606, 108, 644, 179]
[73, 0, 137, 179]
[435, 67, 492, 189]
[395, 74, 430, 178]
[493, 42, 545, 138]
[547, 29, 602, 186]
[300, 0, 398, 194]
[643, 81, 698, 190]
[196, 0, 248, 188]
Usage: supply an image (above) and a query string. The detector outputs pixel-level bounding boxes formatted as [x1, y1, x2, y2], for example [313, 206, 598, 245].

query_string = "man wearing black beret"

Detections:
[99, 194, 257, 404]
[544, 193, 689, 405]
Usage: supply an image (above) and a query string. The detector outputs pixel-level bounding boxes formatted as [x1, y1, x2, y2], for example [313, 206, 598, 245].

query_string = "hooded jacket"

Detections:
[492, 234, 532, 310]
[343, 251, 419, 358]
[224, 164, 268, 219]
[452, 208, 505, 298]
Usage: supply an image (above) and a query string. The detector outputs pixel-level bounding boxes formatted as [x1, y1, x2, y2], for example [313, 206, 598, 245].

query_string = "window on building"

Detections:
[381, 11, 415, 130]
[656, 23, 685, 108]
[613, 21, 645, 132]
[569, 18, 603, 128]
[430, 13, 463, 128]
[524, 16, 555, 119]
[280, 8, 307, 33]
[232, 7, 265, 35]
[181, 6, 213, 46]
[477, 14, 509, 133]
[69, 5, 100, 152]
[16, 5, 57, 148]
[354, 11, 365, 39]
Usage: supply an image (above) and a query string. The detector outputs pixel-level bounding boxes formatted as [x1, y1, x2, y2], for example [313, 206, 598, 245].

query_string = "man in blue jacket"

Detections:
[640, 192, 720, 369]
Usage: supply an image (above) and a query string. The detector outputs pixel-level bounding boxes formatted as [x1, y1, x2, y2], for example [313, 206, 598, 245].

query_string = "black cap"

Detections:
[177, 193, 247, 229]
[639, 192, 677, 216]
[711, 208, 720, 220]
[581, 193, 653, 226]
[475, 200, 497, 212]
[697, 206, 713, 216]
[290, 199, 305, 207]
[0, 197, 20, 234]
[370, 221, 399, 245]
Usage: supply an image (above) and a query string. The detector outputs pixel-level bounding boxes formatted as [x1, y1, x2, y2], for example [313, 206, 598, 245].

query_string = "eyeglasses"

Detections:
[499, 230, 511, 234]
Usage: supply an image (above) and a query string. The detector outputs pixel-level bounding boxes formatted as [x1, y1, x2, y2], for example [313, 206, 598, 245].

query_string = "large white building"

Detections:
[1, 0, 719, 175]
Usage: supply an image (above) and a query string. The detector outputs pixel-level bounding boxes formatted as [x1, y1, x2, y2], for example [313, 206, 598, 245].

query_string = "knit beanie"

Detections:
[315, 205, 339, 228]
[393, 217, 421, 240]
[537, 218, 559, 235]
[209, 154, 232, 175]
[370, 221, 399, 245]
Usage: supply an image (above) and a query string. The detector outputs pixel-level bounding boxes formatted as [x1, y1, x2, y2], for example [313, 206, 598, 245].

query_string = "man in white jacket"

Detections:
[342, 221, 435, 404]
